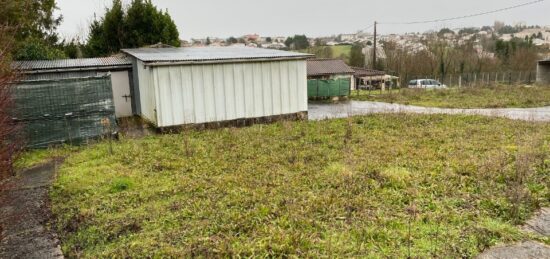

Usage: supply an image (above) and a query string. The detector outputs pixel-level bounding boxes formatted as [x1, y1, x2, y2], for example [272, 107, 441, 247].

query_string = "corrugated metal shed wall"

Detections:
[146, 60, 307, 127]
[136, 60, 157, 124]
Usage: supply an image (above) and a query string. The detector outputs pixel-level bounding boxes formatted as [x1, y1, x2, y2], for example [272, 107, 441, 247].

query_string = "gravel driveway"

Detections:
[309, 101, 550, 122]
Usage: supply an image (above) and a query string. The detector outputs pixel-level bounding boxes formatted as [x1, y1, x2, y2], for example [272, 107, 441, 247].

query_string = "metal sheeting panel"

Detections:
[122, 47, 312, 62]
[12, 57, 131, 71]
[149, 60, 307, 127]
[136, 60, 157, 124]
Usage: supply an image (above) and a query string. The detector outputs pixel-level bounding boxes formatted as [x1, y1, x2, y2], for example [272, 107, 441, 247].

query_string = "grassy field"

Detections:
[351, 85, 550, 108]
[330, 45, 352, 60]
[50, 114, 550, 257]
[300, 45, 352, 62]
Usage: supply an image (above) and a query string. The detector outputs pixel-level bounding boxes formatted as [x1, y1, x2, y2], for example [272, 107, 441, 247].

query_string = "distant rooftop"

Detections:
[352, 67, 385, 77]
[307, 59, 355, 76]
[122, 47, 313, 63]
[12, 57, 131, 71]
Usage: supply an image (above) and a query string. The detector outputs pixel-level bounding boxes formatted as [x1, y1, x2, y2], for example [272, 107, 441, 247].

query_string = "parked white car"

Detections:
[408, 79, 447, 89]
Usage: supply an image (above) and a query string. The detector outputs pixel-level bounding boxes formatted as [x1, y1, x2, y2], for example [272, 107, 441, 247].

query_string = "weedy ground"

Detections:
[15, 146, 78, 170]
[351, 85, 550, 108]
[48, 114, 550, 258]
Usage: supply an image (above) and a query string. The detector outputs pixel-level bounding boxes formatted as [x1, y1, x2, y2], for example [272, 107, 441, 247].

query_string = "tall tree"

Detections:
[123, 0, 180, 48]
[292, 35, 309, 50]
[85, 19, 108, 57]
[349, 44, 365, 67]
[0, 0, 65, 60]
[102, 0, 125, 54]
[86, 0, 180, 57]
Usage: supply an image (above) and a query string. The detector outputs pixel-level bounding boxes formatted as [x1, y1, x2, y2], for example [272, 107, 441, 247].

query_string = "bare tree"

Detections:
[0, 25, 22, 180]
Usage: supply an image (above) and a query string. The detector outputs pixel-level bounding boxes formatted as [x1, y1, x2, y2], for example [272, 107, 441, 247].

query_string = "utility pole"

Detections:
[373, 21, 377, 70]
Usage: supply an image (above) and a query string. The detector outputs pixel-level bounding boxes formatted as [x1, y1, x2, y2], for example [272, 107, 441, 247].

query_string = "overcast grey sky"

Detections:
[56, 0, 550, 40]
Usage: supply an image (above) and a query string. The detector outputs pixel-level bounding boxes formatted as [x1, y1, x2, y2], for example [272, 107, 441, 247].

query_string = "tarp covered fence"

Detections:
[12, 75, 116, 148]
[307, 78, 351, 98]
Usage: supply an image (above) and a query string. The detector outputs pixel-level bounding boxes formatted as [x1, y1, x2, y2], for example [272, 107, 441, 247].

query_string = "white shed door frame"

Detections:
[110, 71, 133, 118]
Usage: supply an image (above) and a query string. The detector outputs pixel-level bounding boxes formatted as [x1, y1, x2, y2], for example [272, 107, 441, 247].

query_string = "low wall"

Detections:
[156, 112, 308, 133]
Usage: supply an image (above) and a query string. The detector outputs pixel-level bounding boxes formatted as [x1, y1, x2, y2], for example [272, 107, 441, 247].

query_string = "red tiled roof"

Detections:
[307, 59, 355, 76]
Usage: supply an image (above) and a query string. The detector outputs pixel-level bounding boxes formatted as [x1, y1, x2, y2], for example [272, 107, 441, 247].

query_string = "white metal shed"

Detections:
[123, 47, 312, 128]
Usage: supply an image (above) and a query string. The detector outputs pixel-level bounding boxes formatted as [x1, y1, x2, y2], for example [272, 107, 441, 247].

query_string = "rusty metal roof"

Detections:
[307, 59, 355, 76]
[12, 57, 132, 71]
[122, 47, 313, 63]
[352, 67, 386, 77]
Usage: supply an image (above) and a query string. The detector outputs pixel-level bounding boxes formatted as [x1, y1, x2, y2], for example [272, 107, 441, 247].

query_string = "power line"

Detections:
[360, 24, 375, 31]
[379, 0, 545, 25]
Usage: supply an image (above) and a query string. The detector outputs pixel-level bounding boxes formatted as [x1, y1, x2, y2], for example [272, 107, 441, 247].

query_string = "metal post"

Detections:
[373, 21, 377, 70]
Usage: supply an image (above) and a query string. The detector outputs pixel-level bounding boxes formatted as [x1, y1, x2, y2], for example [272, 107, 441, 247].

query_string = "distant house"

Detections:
[340, 34, 356, 42]
[352, 67, 386, 89]
[306, 59, 355, 98]
[245, 34, 260, 42]
[537, 59, 550, 84]
[307, 58, 355, 81]
[122, 47, 313, 128]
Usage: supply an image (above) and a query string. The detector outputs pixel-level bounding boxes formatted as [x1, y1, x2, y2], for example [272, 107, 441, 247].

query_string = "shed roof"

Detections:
[122, 47, 312, 63]
[352, 67, 386, 77]
[12, 57, 132, 72]
[539, 59, 550, 64]
[307, 59, 355, 76]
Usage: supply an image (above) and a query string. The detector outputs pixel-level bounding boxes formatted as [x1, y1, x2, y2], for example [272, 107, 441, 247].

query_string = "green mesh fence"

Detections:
[307, 79, 351, 98]
[13, 75, 116, 148]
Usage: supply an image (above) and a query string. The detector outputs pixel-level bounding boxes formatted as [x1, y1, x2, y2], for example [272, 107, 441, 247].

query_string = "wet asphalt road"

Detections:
[308, 101, 550, 122]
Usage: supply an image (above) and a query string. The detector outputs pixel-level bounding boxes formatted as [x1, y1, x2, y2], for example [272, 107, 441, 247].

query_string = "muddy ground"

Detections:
[0, 160, 63, 259]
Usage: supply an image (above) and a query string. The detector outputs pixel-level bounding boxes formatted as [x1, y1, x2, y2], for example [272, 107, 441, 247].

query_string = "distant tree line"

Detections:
[381, 34, 540, 82]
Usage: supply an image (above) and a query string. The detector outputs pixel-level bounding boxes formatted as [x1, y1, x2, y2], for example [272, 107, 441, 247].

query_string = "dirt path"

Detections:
[477, 208, 550, 259]
[309, 101, 550, 122]
[0, 161, 64, 259]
